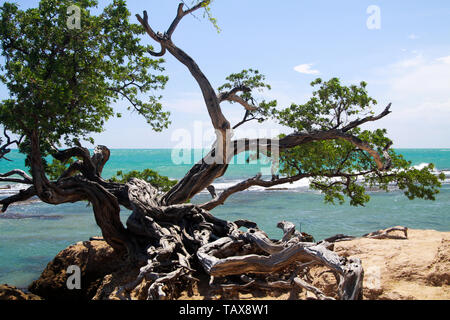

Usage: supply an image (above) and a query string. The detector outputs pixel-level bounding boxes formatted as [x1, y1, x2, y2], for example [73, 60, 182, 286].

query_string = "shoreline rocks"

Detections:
[0, 284, 42, 300]
[1, 228, 447, 300]
[28, 239, 125, 300]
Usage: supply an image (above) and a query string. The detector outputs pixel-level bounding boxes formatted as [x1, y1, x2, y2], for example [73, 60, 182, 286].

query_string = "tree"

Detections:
[110, 169, 178, 193]
[0, 129, 23, 161]
[0, 0, 444, 300]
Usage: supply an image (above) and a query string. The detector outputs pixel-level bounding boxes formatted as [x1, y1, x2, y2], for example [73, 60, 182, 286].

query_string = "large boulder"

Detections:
[29, 240, 124, 300]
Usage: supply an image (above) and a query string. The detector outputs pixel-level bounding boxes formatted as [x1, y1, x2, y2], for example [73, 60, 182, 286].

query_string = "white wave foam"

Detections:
[412, 162, 438, 171]
[0, 183, 31, 195]
[207, 177, 312, 193]
[206, 163, 450, 194]
[2, 163, 449, 199]
[413, 164, 450, 173]
[412, 164, 450, 183]
[442, 170, 450, 184]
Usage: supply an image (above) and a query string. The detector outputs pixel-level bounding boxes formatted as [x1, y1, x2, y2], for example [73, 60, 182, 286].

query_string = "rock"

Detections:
[0, 284, 42, 300]
[29, 240, 124, 300]
[26, 229, 450, 300]
[333, 229, 450, 300]
[92, 266, 141, 300]
[426, 238, 450, 286]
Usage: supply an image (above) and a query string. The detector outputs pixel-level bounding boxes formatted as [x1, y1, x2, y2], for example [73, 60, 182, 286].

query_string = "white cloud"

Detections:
[388, 55, 450, 99]
[408, 33, 419, 40]
[376, 54, 450, 147]
[392, 54, 424, 68]
[163, 92, 205, 114]
[436, 55, 450, 64]
[293, 63, 320, 75]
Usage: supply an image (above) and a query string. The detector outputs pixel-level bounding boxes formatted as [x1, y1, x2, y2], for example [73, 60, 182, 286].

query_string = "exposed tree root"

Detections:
[110, 188, 364, 300]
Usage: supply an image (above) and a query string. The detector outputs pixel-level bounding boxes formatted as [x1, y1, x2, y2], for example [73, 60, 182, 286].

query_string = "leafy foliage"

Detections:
[188, 0, 220, 32]
[0, 0, 170, 157]
[272, 79, 445, 206]
[218, 69, 272, 98]
[218, 69, 277, 125]
[273, 78, 376, 132]
[46, 158, 75, 180]
[110, 169, 177, 192]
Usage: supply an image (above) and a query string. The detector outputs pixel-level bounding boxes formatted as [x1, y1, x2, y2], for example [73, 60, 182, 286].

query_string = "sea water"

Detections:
[0, 149, 449, 288]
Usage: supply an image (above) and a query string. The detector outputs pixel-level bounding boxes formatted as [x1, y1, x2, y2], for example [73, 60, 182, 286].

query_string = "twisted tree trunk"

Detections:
[3, 135, 363, 299]
[0, 2, 404, 300]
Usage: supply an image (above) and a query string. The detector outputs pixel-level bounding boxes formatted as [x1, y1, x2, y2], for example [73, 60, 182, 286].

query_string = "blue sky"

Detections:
[1, 0, 450, 148]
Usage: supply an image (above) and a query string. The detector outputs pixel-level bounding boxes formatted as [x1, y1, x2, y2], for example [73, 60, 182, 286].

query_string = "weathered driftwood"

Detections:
[363, 226, 408, 240]
[323, 226, 408, 244]
[197, 222, 363, 300]
[324, 234, 356, 243]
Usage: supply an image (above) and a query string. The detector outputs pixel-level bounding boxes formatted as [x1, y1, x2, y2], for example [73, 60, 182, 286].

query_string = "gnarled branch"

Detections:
[218, 86, 258, 112]
[0, 186, 36, 212]
[0, 129, 24, 161]
[167, 2, 210, 39]
[200, 173, 309, 210]
[342, 103, 392, 132]
[220, 93, 258, 112]
[0, 169, 33, 184]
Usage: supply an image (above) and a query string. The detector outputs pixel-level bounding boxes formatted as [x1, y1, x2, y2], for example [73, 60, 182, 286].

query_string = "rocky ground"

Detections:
[333, 229, 450, 300]
[1, 228, 448, 300]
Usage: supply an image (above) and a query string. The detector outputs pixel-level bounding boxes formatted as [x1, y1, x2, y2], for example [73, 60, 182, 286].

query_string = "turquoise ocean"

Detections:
[1, 149, 450, 288]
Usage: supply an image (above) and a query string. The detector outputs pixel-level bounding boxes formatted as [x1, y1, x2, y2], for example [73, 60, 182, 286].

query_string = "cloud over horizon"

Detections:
[367, 53, 450, 148]
[293, 63, 320, 75]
